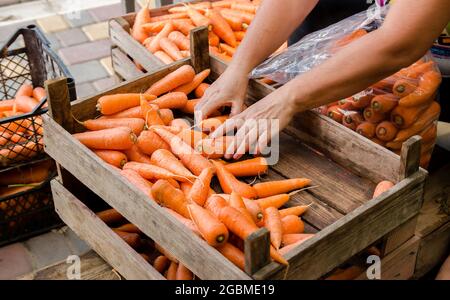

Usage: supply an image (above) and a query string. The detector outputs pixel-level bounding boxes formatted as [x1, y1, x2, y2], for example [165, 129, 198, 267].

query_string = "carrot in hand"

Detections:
[95, 150, 128, 168]
[253, 178, 311, 198]
[211, 160, 257, 199]
[152, 179, 190, 218]
[73, 127, 136, 150]
[188, 203, 229, 247]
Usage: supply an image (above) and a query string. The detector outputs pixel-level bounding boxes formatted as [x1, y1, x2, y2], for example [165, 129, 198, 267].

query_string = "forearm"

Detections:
[228, 0, 318, 75]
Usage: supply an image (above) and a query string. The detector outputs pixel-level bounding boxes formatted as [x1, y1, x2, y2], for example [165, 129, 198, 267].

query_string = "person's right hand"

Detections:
[194, 67, 249, 124]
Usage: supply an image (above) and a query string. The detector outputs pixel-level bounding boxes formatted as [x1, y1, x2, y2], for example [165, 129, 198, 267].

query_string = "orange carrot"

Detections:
[159, 37, 184, 60]
[15, 83, 33, 97]
[15, 95, 39, 113]
[172, 19, 195, 36]
[234, 31, 246, 41]
[376, 121, 398, 142]
[327, 105, 344, 123]
[176, 264, 194, 280]
[282, 233, 314, 246]
[124, 161, 189, 182]
[151, 149, 195, 180]
[152, 179, 190, 218]
[174, 69, 211, 95]
[229, 192, 255, 224]
[195, 83, 210, 98]
[141, 99, 165, 127]
[154, 50, 175, 64]
[218, 206, 258, 240]
[170, 118, 191, 129]
[165, 207, 201, 237]
[199, 115, 228, 132]
[142, 20, 171, 34]
[73, 127, 136, 150]
[399, 71, 441, 107]
[186, 4, 211, 27]
[224, 157, 268, 177]
[342, 112, 364, 130]
[97, 94, 156, 115]
[0, 132, 27, 147]
[115, 223, 142, 235]
[220, 12, 247, 31]
[356, 122, 376, 138]
[279, 205, 310, 218]
[0, 138, 43, 165]
[166, 261, 178, 280]
[103, 106, 143, 119]
[217, 243, 245, 270]
[391, 103, 429, 129]
[0, 160, 54, 185]
[152, 127, 213, 176]
[188, 203, 229, 246]
[206, 9, 237, 47]
[120, 169, 154, 200]
[220, 8, 254, 24]
[281, 215, 304, 234]
[168, 31, 190, 51]
[393, 79, 418, 97]
[208, 31, 220, 47]
[242, 198, 264, 223]
[211, 160, 257, 199]
[398, 61, 434, 79]
[352, 92, 374, 109]
[152, 92, 188, 109]
[113, 230, 141, 249]
[159, 109, 174, 126]
[152, 13, 189, 22]
[137, 129, 170, 155]
[256, 194, 290, 210]
[153, 255, 170, 273]
[32, 87, 46, 101]
[155, 244, 178, 263]
[188, 167, 215, 206]
[264, 207, 283, 249]
[0, 99, 15, 112]
[373, 181, 394, 198]
[94, 150, 128, 168]
[147, 21, 175, 53]
[253, 178, 311, 198]
[371, 94, 399, 114]
[205, 194, 229, 217]
[219, 43, 236, 56]
[231, 2, 257, 13]
[363, 107, 385, 124]
[131, 2, 151, 43]
[82, 118, 145, 136]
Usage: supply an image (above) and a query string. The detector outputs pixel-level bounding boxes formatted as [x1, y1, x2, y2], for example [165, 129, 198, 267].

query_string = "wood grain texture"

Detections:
[244, 228, 270, 276]
[45, 78, 73, 133]
[381, 215, 418, 257]
[111, 46, 145, 81]
[399, 136, 422, 181]
[43, 118, 250, 280]
[51, 179, 165, 280]
[189, 26, 210, 73]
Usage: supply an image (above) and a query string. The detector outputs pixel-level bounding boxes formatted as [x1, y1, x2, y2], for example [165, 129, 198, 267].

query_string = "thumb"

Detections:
[230, 101, 244, 117]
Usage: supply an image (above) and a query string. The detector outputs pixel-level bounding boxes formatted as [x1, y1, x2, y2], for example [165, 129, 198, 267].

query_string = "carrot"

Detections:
[151, 149, 195, 180]
[279, 205, 310, 218]
[170, 118, 191, 129]
[120, 169, 154, 200]
[147, 21, 175, 53]
[327, 106, 343, 123]
[224, 157, 268, 177]
[264, 207, 283, 249]
[94, 150, 128, 168]
[399, 71, 441, 107]
[352, 91, 374, 109]
[174, 69, 210, 95]
[176, 264, 194, 280]
[154, 50, 175, 64]
[233, 31, 246, 42]
[82, 118, 145, 136]
[155, 244, 178, 263]
[206, 9, 237, 47]
[186, 4, 211, 27]
[168, 31, 190, 51]
[115, 223, 141, 234]
[159, 37, 184, 61]
[141, 99, 165, 127]
[338, 98, 357, 111]
[356, 121, 376, 138]
[342, 112, 363, 130]
[393, 79, 418, 97]
[97, 94, 156, 115]
[169, 2, 211, 13]
[152, 92, 188, 109]
[228, 191, 255, 224]
[393, 102, 440, 142]
[142, 20, 170, 34]
[152, 127, 213, 176]
[281, 215, 304, 234]
[159, 109, 174, 126]
[210, 47, 232, 62]
[218, 206, 258, 240]
[420, 122, 438, 144]
[200, 115, 228, 133]
[136, 130, 170, 155]
[15, 83, 33, 97]
[165, 207, 201, 237]
[253, 178, 311, 198]
[0, 138, 43, 165]
[188, 203, 228, 246]
[188, 167, 215, 206]
[152, 13, 189, 22]
[103, 106, 143, 119]
[371, 94, 399, 114]
[73, 127, 136, 150]
[205, 31, 219, 47]
[219, 43, 236, 56]
[0, 160, 53, 186]
[217, 243, 245, 270]
[172, 19, 195, 36]
[166, 261, 178, 280]
[231, 2, 257, 13]
[398, 61, 434, 79]
[205, 195, 228, 217]
[131, 2, 151, 43]
[0, 99, 15, 112]
[124, 161, 189, 182]
[391, 103, 429, 129]
[375, 121, 398, 142]
[195, 83, 210, 98]
[152, 179, 190, 218]
[15, 95, 39, 113]
[153, 255, 170, 273]
[221, 8, 254, 24]
[242, 198, 264, 222]
[282, 233, 314, 247]
[220, 12, 247, 31]
[0, 132, 27, 147]
[363, 107, 385, 124]
[211, 160, 257, 199]
[96, 208, 125, 225]
[32, 87, 46, 101]
[373, 181, 394, 198]
[113, 230, 141, 249]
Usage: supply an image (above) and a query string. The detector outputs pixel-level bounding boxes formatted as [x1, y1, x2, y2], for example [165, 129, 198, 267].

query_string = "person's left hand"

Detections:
[209, 90, 297, 160]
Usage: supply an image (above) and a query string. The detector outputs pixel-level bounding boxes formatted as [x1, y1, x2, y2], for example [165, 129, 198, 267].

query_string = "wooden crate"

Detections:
[111, 46, 145, 81]
[109, 0, 226, 76]
[42, 28, 427, 280]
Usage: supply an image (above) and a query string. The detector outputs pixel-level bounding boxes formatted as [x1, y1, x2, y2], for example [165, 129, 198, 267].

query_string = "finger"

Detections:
[234, 125, 259, 160]
[210, 118, 244, 139]
[230, 101, 244, 117]
[194, 98, 222, 125]
[225, 120, 251, 160]
[256, 130, 269, 156]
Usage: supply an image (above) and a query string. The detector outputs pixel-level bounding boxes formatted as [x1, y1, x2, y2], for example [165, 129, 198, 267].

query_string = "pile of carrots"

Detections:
[318, 30, 442, 169]
[130, 0, 261, 66]
[0, 83, 47, 167]
[73, 64, 316, 271]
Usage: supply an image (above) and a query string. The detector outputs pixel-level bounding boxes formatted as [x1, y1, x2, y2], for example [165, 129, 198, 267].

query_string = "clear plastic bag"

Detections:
[250, 4, 442, 169]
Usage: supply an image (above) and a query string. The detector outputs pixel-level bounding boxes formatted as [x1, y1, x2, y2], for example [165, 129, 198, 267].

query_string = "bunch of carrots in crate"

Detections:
[0, 83, 47, 166]
[131, 0, 262, 65]
[72, 64, 315, 275]
[318, 29, 442, 169]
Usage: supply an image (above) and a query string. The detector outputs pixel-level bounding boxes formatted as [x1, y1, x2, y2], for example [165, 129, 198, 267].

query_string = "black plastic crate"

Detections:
[0, 25, 75, 245]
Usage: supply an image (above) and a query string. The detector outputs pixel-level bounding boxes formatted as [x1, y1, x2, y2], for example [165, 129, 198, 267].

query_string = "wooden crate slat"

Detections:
[112, 47, 145, 81]
[51, 179, 166, 280]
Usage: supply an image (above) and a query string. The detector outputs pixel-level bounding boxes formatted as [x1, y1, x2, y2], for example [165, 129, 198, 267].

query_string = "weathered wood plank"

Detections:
[252, 171, 426, 279]
[51, 179, 165, 280]
[399, 136, 422, 181]
[43, 117, 250, 280]
[381, 216, 419, 257]
[45, 78, 73, 132]
[189, 26, 210, 73]
[111, 47, 144, 81]
[244, 228, 270, 276]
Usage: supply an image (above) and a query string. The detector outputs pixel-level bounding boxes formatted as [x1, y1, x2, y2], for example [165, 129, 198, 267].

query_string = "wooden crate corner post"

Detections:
[244, 228, 271, 276]
[189, 26, 210, 73]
